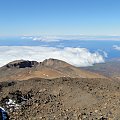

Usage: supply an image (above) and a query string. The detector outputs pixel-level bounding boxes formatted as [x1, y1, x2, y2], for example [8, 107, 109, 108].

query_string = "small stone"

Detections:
[95, 110, 98, 113]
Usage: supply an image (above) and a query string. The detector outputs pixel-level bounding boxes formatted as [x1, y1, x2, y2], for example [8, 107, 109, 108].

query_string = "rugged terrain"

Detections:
[0, 59, 120, 120]
[0, 59, 104, 82]
[0, 77, 120, 120]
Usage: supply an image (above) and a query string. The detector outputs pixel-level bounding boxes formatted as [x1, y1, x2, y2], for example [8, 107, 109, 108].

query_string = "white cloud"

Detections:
[0, 46, 105, 67]
[33, 36, 60, 42]
[21, 35, 120, 42]
[21, 36, 33, 39]
[97, 49, 108, 58]
[21, 35, 60, 42]
[113, 45, 120, 50]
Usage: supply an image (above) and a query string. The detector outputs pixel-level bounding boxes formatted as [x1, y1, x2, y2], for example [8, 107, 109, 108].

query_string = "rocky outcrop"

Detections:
[5, 60, 38, 68]
[41, 58, 69, 67]
[4, 59, 67, 69]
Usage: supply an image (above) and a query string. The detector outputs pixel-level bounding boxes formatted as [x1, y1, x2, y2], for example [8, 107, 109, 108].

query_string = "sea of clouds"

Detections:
[113, 45, 120, 50]
[21, 35, 120, 42]
[0, 46, 105, 67]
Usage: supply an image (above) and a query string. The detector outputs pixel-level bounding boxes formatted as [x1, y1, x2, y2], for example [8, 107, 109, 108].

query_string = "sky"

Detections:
[0, 0, 120, 36]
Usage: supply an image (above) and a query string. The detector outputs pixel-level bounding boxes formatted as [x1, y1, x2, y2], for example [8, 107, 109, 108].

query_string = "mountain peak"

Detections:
[41, 58, 69, 67]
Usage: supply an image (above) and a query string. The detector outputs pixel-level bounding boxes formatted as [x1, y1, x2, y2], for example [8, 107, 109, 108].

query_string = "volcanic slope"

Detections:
[0, 77, 120, 119]
[0, 58, 105, 82]
[83, 58, 120, 79]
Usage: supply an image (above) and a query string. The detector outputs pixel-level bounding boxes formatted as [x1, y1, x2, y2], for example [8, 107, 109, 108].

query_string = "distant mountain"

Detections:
[0, 58, 104, 82]
[83, 58, 120, 79]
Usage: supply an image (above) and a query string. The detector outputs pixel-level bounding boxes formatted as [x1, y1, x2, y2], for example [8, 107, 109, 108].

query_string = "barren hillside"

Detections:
[0, 77, 120, 119]
[0, 58, 104, 82]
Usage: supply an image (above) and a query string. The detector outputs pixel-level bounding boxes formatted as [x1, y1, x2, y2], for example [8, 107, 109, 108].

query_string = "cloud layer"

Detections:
[21, 35, 120, 42]
[113, 45, 120, 50]
[0, 46, 105, 67]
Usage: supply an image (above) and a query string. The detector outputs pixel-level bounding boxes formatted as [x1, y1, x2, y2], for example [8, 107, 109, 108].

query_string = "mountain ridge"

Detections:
[0, 58, 105, 82]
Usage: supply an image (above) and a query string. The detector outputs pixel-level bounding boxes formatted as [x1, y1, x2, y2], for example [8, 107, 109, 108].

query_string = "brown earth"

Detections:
[83, 59, 120, 80]
[0, 77, 120, 120]
[0, 59, 120, 120]
[0, 58, 105, 82]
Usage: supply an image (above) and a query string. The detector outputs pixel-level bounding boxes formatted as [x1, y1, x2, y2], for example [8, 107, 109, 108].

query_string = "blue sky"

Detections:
[0, 0, 120, 36]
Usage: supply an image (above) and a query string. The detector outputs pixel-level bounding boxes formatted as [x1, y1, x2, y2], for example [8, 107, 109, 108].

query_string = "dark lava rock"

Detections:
[99, 117, 108, 120]
[0, 81, 16, 91]
[8, 90, 33, 103]
[0, 81, 16, 87]
[6, 60, 38, 68]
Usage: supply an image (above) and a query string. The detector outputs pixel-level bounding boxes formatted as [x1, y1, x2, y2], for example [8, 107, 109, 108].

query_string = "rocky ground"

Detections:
[0, 77, 120, 120]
